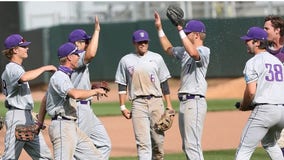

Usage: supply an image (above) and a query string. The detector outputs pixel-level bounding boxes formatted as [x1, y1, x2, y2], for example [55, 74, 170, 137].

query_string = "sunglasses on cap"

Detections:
[71, 53, 79, 56]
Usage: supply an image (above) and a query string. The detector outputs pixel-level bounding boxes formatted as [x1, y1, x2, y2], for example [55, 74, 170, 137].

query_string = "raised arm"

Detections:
[176, 25, 200, 61]
[84, 16, 100, 64]
[154, 11, 174, 56]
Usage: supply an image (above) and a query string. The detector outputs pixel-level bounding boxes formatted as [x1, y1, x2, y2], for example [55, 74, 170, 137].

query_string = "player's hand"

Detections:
[154, 11, 162, 31]
[177, 25, 183, 31]
[121, 109, 131, 119]
[93, 88, 106, 94]
[94, 16, 100, 32]
[93, 88, 107, 100]
[34, 121, 46, 135]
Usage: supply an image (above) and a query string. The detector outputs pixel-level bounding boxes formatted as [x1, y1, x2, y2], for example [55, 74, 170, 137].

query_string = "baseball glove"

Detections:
[166, 5, 185, 26]
[15, 124, 37, 142]
[91, 81, 110, 100]
[91, 81, 110, 93]
[0, 117, 4, 130]
[154, 109, 176, 132]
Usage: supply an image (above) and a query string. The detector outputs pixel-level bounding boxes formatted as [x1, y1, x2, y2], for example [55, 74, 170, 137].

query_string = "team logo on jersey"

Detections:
[150, 74, 155, 82]
[127, 66, 134, 75]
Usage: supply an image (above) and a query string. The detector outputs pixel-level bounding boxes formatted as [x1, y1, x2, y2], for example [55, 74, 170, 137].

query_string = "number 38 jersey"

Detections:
[244, 51, 284, 104]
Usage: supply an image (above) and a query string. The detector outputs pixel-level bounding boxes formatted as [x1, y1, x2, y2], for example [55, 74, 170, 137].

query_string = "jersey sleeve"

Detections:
[115, 57, 127, 85]
[243, 59, 258, 84]
[6, 63, 25, 83]
[51, 73, 74, 99]
[157, 55, 171, 83]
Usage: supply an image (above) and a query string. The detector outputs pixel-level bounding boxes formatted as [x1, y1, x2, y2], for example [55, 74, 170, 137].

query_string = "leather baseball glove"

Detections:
[15, 124, 38, 142]
[91, 81, 110, 100]
[166, 5, 185, 26]
[154, 109, 176, 132]
[91, 81, 110, 92]
[0, 117, 4, 130]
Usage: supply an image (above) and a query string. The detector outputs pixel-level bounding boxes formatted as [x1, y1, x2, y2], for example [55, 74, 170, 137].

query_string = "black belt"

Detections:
[254, 103, 269, 106]
[254, 103, 284, 106]
[51, 115, 77, 121]
[6, 105, 30, 111]
[178, 93, 205, 101]
[135, 95, 162, 100]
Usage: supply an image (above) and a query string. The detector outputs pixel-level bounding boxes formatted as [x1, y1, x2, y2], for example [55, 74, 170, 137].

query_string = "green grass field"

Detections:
[0, 99, 241, 118]
[1, 99, 271, 159]
[0, 98, 241, 118]
[110, 148, 269, 160]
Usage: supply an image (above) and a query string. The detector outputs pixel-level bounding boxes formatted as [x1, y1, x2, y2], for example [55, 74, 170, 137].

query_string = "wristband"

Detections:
[118, 91, 127, 94]
[120, 105, 127, 111]
[158, 30, 165, 38]
[179, 30, 187, 39]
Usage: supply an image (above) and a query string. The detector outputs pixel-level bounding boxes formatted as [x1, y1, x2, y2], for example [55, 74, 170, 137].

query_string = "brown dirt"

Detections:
[0, 77, 250, 159]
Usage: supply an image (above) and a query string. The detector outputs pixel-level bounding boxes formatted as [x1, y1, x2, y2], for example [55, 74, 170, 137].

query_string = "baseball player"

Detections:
[46, 42, 105, 160]
[154, 12, 210, 160]
[235, 27, 284, 160]
[115, 29, 174, 160]
[1, 34, 56, 159]
[264, 15, 284, 156]
[264, 15, 284, 62]
[68, 16, 111, 159]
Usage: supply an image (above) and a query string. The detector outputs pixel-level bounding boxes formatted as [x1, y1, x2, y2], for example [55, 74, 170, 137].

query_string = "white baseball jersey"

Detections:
[46, 70, 76, 118]
[172, 46, 210, 96]
[115, 51, 171, 100]
[1, 62, 52, 159]
[243, 51, 284, 104]
[1, 62, 33, 110]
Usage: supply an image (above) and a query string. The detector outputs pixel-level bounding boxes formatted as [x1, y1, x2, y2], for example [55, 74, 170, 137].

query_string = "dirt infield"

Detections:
[0, 77, 250, 159]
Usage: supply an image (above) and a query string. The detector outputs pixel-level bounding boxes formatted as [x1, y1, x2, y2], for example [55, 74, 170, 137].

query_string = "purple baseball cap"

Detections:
[132, 30, 150, 42]
[68, 29, 91, 43]
[58, 42, 84, 58]
[184, 20, 206, 33]
[240, 27, 267, 41]
[4, 34, 31, 49]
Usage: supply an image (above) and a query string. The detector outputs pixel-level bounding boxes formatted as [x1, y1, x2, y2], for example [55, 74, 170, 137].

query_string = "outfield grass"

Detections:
[0, 99, 240, 118]
[110, 147, 268, 160]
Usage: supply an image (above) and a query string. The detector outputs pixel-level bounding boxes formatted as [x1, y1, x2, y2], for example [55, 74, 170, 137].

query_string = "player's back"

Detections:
[46, 70, 72, 117]
[246, 51, 284, 104]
